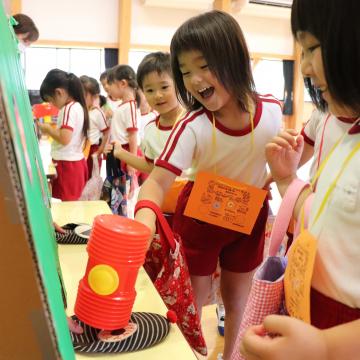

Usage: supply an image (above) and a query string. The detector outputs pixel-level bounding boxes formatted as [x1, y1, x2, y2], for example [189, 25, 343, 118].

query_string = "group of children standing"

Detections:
[39, 1, 360, 358]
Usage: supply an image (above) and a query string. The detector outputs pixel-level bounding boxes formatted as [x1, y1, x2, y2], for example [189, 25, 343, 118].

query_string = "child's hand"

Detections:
[104, 108, 113, 120]
[37, 122, 52, 135]
[265, 129, 304, 184]
[240, 315, 327, 360]
[113, 141, 125, 159]
[103, 142, 114, 155]
[67, 316, 83, 334]
[53, 222, 65, 234]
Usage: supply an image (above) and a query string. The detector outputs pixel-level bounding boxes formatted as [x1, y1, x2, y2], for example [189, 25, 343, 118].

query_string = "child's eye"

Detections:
[304, 44, 320, 55]
[309, 44, 320, 52]
[146, 89, 153, 93]
[200, 64, 208, 69]
[181, 71, 190, 77]
[162, 85, 169, 90]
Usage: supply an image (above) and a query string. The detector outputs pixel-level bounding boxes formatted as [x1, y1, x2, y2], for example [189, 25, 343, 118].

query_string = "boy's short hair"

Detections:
[136, 52, 171, 90]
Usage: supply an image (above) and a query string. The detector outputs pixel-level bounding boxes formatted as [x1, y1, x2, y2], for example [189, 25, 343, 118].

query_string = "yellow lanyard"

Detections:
[211, 109, 254, 174]
[310, 135, 344, 189]
[311, 141, 360, 227]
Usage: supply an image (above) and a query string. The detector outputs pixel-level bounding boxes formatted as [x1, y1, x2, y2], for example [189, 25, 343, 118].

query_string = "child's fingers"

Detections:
[240, 325, 273, 359]
[271, 135, 295, 150]
[54, 222, 65, 234]
[262, 315, 297, 336]
[265, 143, 283, 161]
[277, 130, 298, 148]
[67, 317, 83, 334]
[283, 128, 299, 136]
[295, 134, 304, 152]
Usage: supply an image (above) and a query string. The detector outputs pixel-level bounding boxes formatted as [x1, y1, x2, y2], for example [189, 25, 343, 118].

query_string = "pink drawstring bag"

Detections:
[231, 179, 309, 360]
[79, 154, 103, 201]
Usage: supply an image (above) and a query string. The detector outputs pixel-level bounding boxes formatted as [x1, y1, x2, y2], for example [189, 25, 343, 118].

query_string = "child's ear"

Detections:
[120, 79, 128, 87]
[54, 88, 64, 97]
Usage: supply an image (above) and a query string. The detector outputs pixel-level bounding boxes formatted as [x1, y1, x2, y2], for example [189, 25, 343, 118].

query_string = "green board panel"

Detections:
[0, 5, 74, 359]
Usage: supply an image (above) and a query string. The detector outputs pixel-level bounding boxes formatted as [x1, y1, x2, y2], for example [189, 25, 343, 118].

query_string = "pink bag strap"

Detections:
[135, 200, 176, 251]
[268, 178, 310, 256]
[294, 192, 314, 238]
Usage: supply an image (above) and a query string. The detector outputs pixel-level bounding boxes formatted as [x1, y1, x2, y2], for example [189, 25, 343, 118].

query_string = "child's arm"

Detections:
[240, 315, 360, 360]
[107, 141, 153, 174]
[135, 167, 176, 238]
[38, 123, 72, 145]
[127, 129, 138, 174]
[265, 129, 312, 219]
[298, 141, 314, 168]
[96, 129, 110, 156]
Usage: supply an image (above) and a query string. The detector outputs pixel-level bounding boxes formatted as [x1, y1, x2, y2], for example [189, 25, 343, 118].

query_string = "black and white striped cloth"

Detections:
[70, 312, 170, 353]
[55, 223, 89, 245]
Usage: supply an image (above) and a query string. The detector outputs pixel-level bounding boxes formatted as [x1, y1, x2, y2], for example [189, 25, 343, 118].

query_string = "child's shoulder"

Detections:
[113, 100, 137, 116]
[144, 116, 159, 131]
[116, 100, 136, 111]
[176, 107, 209, 126]
[63, 101, 83, 117]
[257, 94, 282, 109]
[90, 106, 103, 114]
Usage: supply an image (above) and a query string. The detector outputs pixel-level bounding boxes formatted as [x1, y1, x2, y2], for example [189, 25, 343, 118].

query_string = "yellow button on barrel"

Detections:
[88, 264, 119, 295]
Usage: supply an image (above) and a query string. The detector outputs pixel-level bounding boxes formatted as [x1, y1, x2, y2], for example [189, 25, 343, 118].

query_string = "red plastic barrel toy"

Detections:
[74, 214, 150, 330]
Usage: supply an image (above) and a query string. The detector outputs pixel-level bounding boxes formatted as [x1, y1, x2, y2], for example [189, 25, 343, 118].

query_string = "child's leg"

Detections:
[190, 274, 212, 318]
[220, 268, 255, 360]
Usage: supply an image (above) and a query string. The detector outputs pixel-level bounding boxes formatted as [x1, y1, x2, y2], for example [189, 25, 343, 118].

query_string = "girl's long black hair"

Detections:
[40, 69, 89, 138]
[292, 0, 360, 114]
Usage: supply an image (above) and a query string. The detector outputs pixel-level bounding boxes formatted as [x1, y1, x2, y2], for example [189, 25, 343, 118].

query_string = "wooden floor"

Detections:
[196, 304, 225, 360]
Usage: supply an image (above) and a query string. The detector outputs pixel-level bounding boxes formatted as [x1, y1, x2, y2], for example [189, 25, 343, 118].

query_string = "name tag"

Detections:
[184, 171, 267, 234]
[284, 229, 317, 323]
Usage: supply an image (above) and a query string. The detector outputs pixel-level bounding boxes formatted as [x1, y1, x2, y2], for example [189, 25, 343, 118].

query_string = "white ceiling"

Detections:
[141, 0, 291, 18]
[250, 0, 292, 7]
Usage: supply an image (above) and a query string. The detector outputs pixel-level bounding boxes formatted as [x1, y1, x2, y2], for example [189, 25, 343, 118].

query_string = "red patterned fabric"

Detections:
[135, 200, 207, 356]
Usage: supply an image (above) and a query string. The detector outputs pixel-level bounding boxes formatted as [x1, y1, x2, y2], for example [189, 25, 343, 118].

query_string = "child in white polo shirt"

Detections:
[39, 69, 89, 201]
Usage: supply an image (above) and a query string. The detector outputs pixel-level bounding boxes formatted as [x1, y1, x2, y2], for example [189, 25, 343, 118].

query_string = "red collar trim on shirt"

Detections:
[348, 119, 360, 134]
[64, 100, 75, 107]
[155, 115, 174, 131]
[337, 116, 358, 124]
[117, 100, 136, 108]
[204, 98, 262, 136]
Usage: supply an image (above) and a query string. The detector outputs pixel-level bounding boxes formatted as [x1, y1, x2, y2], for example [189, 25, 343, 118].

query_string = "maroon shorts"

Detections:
[173, 181, 269, 276]
[52, 159, 88, 201]
[311, 287, 360, 329]
[87, 144, 102, 179]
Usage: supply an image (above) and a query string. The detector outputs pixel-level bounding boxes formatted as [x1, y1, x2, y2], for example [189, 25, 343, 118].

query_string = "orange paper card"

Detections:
[184, 171, 267, 234]
[284, 229, 317, 323]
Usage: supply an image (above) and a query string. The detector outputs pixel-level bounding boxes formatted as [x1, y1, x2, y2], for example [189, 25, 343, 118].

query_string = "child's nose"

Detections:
[155, 90, 163, 99]
[190, 73, 202, 86]
[301, 56, 312, 78]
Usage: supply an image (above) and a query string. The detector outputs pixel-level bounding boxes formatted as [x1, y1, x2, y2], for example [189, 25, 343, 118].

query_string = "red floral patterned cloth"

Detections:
[135, 200, 207, 356]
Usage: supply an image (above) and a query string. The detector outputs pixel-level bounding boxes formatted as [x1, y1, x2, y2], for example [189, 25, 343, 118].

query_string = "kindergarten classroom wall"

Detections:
[15, 0, 313, 126]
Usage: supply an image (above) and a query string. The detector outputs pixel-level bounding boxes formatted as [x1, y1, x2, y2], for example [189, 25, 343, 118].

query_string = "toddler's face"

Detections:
[178, 50, 231, 113]
[142, 71, 178, 115]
